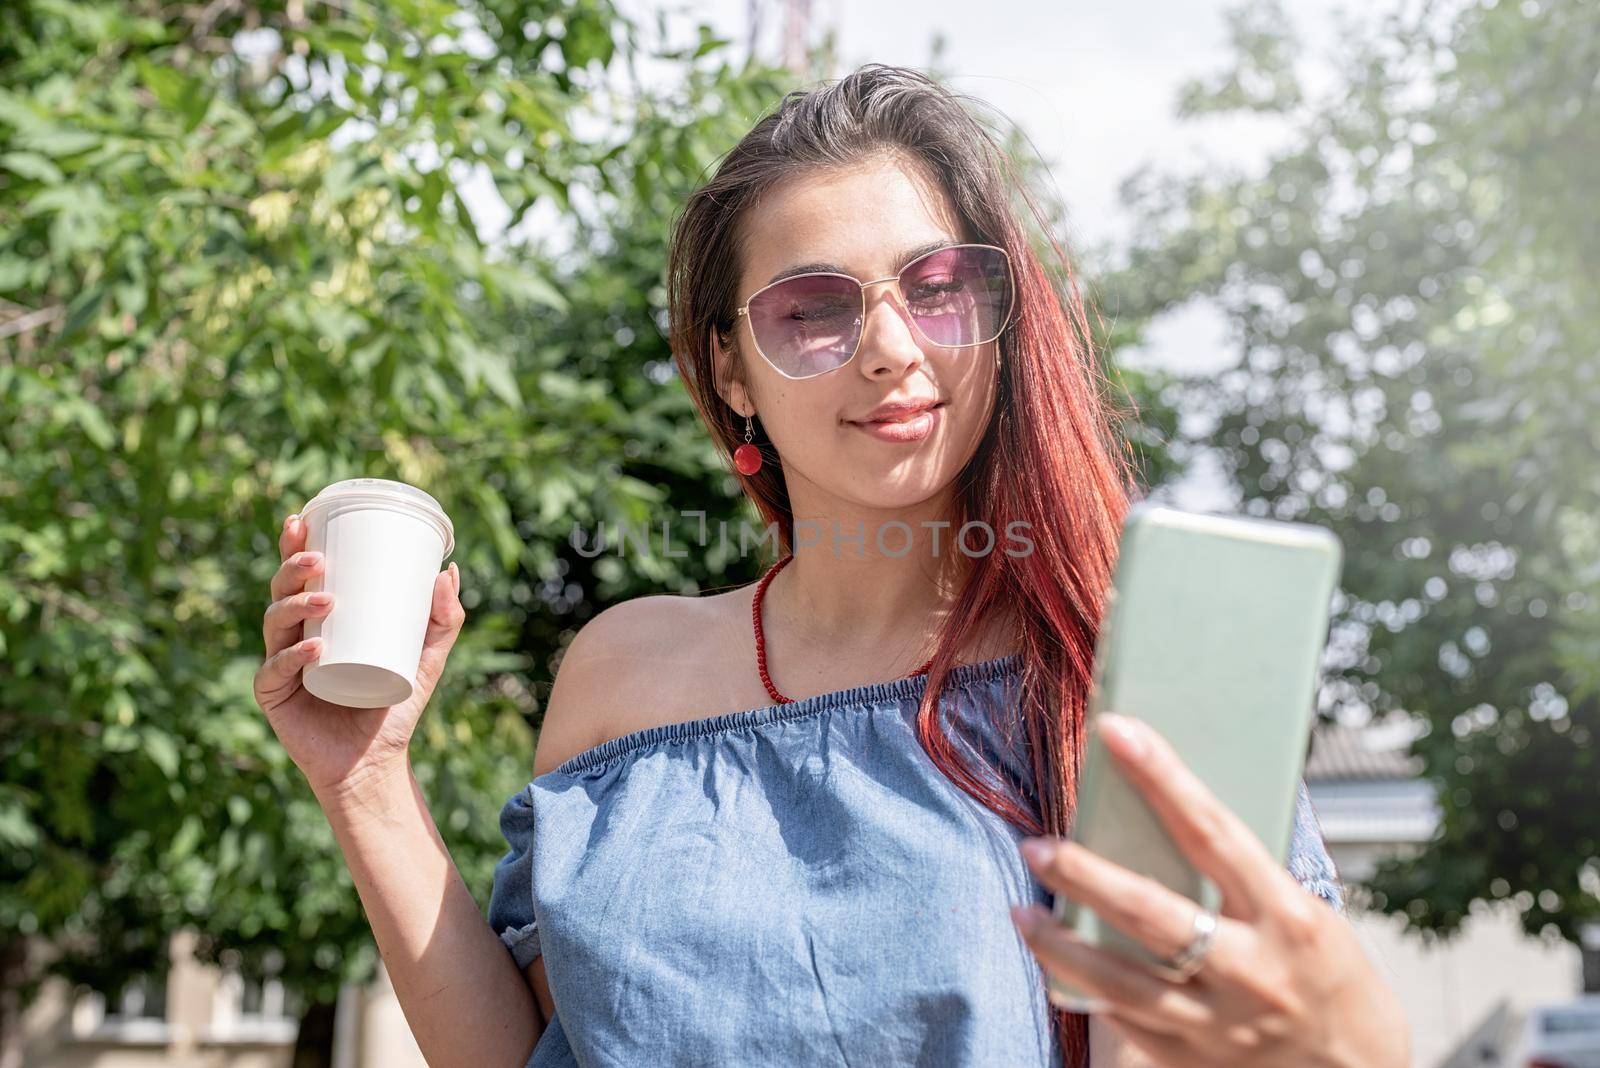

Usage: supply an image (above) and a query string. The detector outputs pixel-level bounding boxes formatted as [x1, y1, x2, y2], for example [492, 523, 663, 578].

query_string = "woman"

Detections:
[254, 64, 1408, 1067]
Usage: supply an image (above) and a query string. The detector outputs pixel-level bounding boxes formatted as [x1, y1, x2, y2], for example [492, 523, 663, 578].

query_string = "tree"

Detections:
[1, 2, 1187, 1061]
[0, 1, 790, 1062]
[1103, 0, 1598, 944]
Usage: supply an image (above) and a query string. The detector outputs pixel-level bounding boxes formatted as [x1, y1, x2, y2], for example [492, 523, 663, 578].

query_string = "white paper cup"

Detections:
[296, 478, 455, 709]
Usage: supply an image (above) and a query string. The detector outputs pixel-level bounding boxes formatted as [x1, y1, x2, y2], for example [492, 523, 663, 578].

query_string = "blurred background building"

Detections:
[1305, 721, 1592, 1067]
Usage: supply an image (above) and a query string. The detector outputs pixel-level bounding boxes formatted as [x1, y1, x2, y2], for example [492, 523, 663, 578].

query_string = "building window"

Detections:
[70, 972, 173, 1043]
[207, 947, 302, 1044]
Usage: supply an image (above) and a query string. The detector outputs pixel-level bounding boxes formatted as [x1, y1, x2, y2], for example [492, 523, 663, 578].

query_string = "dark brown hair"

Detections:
[665, 63, 1138, 1066]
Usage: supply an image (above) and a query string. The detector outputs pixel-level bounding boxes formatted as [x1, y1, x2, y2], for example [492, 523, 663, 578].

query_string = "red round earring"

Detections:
[733, 414, 763, 475]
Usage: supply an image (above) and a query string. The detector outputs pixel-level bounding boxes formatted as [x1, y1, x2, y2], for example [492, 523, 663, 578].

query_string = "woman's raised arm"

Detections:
[316, 765, 546, 1067]
[254, 511, 543, 1066]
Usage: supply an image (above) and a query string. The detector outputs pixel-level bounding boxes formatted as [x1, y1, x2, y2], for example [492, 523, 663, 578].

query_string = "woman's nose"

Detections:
[856, 286, 924, 376]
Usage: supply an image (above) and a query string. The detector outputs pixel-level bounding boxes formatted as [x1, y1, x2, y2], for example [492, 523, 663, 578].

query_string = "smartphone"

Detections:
[1046, 503, 1343, 1010]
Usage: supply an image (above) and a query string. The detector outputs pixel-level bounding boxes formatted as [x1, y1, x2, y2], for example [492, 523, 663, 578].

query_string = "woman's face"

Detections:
[715, 152, 1002, 513]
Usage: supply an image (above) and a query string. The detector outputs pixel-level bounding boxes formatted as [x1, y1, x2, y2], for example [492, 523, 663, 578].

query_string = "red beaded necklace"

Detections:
[752, 553, 937, 705]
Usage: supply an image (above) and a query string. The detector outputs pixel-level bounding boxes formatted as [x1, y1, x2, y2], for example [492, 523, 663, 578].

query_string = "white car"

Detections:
[1507, 996, 1600, 1068]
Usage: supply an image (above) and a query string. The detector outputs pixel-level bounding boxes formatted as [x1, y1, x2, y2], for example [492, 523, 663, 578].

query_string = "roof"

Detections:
[1305, 717, 1426, 783]
[1302, 716, 1438, 845]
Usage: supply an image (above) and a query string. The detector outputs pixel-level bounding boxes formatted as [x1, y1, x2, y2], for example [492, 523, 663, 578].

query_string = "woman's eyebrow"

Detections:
[762, 239, 958, 287]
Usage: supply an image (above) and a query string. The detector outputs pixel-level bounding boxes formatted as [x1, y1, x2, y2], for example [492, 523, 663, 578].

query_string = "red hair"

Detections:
[666, 64, 1138, 1066]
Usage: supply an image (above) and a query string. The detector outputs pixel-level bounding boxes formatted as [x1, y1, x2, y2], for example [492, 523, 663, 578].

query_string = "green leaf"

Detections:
[168, 815, 203, 860]
[488, 263, 568, 311]
[142, 729, 180, 779]
[0, 255, 34, 290]
[479, 351, 521, 407]
[15, 126, 101, 158]
[135, 58, 210, 131]
[447, 334, 521, 407]
[471, 483, 523, 570]
[0, 151, 64, 184]
[0, 797, 39, 850]
[65, 396, 116, 450]
[694, 26, 730, 58]
[61, 286, 107, 339]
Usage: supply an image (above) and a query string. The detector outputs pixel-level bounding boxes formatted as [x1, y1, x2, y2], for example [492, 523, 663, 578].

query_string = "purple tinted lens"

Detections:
[900, 246, 1012, 348]
[747, 273, 863, 378]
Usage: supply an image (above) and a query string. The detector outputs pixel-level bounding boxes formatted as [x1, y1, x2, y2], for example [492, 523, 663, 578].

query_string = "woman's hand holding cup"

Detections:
[253, 510, 465, 802]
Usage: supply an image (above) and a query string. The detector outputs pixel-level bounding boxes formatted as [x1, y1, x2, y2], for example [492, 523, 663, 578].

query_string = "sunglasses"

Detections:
[733, 243, 1015, 380]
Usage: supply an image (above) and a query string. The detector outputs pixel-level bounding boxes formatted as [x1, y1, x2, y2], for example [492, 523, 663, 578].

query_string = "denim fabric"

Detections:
[487, 653, 1344, 1067]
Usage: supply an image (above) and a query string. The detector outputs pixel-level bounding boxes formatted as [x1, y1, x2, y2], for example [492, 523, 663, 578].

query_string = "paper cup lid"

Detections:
[300, 478, 455, 557]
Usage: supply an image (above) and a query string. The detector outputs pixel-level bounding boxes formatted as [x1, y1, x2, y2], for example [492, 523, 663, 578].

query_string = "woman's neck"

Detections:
[760, 507, 1018, 671]
[775, 548, 960, 657]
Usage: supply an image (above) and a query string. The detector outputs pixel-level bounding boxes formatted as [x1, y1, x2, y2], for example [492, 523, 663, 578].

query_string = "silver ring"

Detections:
[1162, 906, 1218, 980]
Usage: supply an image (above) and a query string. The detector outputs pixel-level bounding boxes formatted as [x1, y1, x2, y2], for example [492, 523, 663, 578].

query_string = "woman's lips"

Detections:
[848, 403, 944, 443]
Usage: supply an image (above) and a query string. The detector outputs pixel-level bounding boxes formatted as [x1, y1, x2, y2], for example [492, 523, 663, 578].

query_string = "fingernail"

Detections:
[308, 592, 332, 605]
[1011, 905, 1040, 933]
[1021, 838, 1057, 866]
[1098, 714, 1147, 759]
[303, 638, 322, 655]
[297, 552, 320, 567]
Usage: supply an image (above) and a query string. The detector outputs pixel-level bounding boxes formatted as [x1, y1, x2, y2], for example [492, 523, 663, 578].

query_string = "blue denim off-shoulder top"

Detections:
[487, 652, 1344, 1067]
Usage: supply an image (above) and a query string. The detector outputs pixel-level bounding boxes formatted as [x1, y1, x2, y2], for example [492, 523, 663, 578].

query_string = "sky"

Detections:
[623, 2, 1395, 245]
[693, 0, 1363, 251]
[459, 0, 1391, 509]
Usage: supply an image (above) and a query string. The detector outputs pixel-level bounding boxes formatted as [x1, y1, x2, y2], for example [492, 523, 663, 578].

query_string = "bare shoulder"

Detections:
[531, 592, 748, 777]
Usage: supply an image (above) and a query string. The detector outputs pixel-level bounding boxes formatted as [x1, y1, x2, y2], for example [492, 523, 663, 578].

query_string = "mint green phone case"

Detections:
[1046, 503, 1342, 1010]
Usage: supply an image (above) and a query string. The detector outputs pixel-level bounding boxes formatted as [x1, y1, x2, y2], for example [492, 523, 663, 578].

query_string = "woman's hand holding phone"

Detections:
[1010, 714, 1410, 1068]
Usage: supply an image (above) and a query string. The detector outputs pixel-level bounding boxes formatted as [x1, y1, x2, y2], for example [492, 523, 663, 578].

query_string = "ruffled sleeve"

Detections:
[1286, 779, 1345, 912]
[487, 785, 543, 969]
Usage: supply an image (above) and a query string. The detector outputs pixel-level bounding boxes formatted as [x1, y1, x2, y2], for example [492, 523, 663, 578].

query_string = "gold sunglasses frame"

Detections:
[731, 242, 1016, 381]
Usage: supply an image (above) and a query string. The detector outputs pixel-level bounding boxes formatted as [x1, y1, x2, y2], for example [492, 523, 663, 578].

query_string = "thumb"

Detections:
[415, 565, 466, 693]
